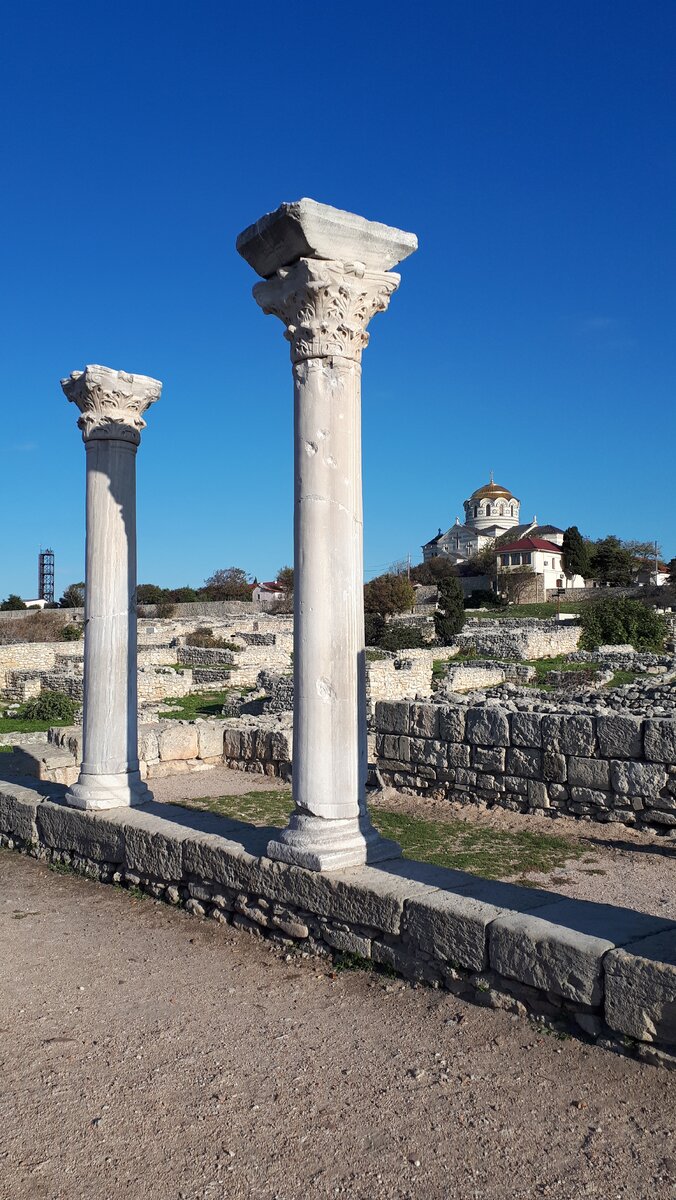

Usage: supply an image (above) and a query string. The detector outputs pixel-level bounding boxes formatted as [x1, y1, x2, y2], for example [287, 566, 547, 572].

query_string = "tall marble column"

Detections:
[61, 365, 161, 810]
[237, 199, 417, 869]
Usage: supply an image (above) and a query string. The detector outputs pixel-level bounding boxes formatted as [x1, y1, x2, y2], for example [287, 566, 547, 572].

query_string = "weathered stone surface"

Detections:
[465, 708, 510, 747]
[36, 799, 124, 862]
[511, 712, 543, 748]
[375, 700, 409, 735]
[506, 747, 542, 779]
[527, 780, 549, 808]
[569, 787, 610, 808]
[490, 900, 667, 1006]
[605, 929, 676, 1043]
[183, 827, 271, 893]
[0, 783, 42, 843]
[322, 926, 372, 957]
[406, 891, 501, 971]
[409, 703, 439, 739]
[472, 746, 506, 773]
[236, 197, 418, 278]
[610, 761, 668, 798]
[158, 724, 200, 763]
[597, 714, 643, 759]
[568, 757, 611, 790]
[560, 716, 596, 757]
[447, 743, 471, 768]
[409, 738, 447, 768]
[197, 721, 226, 760]
[438, 706, 465, 743]
[644, 719, 676, 763]
[543, 749, 567, 782]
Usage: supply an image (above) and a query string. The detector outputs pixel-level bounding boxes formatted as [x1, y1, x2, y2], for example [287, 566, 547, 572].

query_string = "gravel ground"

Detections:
[2, 851, 676, 1200]
[151, 766, 676, 920]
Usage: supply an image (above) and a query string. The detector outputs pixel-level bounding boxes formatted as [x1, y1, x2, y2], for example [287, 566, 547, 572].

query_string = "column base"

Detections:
[65, 770, 152, 811]
[266, 811, 401, 872]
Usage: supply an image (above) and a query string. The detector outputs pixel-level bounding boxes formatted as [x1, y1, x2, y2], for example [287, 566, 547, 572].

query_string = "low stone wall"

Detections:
[137, 667, 193, 705]
[1, 784, 674, 1067]
[375, 700, 676, 831]
[0, 643, 58, 691]
[457, 619, 580, 660]
[366, 649, 438, 716]
[444, 664, 507, 691]
[177, 645, 237, 666]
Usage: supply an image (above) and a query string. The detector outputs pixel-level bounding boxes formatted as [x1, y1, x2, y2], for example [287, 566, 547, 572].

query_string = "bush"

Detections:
[1, 594, 27, 611]
[364, 573, 416, 615]
[435, 577, 466, 645]
[378, 623, 426, 652]
[464, 589, 503, 609]
[579, 596, 667, 652]
[18, 691, 77, 723]
[156, 602, 176, 618]
[364, 612, 386, 646]
[61, 624, 82, 641]
[185, 629, 238, 651]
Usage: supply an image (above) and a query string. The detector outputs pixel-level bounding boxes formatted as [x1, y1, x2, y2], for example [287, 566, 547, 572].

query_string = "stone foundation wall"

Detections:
[457, 619, 580, 660]
[137, 667, 193, 704]
[177, 645, 237, 666]
[1, 784, 674, 1067]
[366, 649, 438, 716]
[0, 644, 58, 690]
[375, 699, 676, 831]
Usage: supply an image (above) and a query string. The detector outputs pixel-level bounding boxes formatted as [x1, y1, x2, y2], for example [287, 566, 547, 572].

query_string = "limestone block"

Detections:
[455, 768, 477, 788]
[158, 724, 200, 763]
[322, 926, 372, 957]
[605, 929, 676, 1043]
[506, 747, 543, 779]
[197, 722, 226, 761]
[138, 724, 160, 763]
[567, 757, 611, 791]
[36, 800, 124, 862]
[409, 738, 447, 768]
[543, 750, 567, 783]
[0, 784, 41, 844]
[438, 706, 465, 743]
[183, 826, 272, 894]
[270, 730, 292, 762]
[489, 900, 668, 1006]
[236, 197, 418, 278]
[406, 891, 502, 971]
[610, 761, 668, 797]
[123, 816, 185, 879]
[644, 719, 676, 763]
[447, 743, 471, 768]
[560, 716, 596, 757]
[409, 703, 439, 739]
[472, 746, 506, 773]
[465, 708, 510, 747]
[223, 728, 242, 759]
[375, 701, 409, 735]
[527, 781, 549, 809]
[597, 714, 644, 759]
[504, 776, 528, 796]
[569, 787, 610, 808]
[510, 711, 543, 748]
[381, 734, 410, 763]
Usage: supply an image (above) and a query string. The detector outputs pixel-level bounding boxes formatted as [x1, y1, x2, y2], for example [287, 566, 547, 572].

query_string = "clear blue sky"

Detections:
[1, 0, 674, 600]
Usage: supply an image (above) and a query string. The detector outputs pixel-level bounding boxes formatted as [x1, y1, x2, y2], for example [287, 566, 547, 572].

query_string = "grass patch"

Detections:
[0, 716, 72, 733]
[365, 649, 388, 662]
[607, 670, 647, 688]
[158, 691, 232, 720]
[0, 744, 12, 753]
[470, 602, 583, 620]
[175, 790, 584, 881]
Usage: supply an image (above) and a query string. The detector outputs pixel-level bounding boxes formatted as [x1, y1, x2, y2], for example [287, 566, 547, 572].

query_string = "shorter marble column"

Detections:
[62, 365, 161, 810]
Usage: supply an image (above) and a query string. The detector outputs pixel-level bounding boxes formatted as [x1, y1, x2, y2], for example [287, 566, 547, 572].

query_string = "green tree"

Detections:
[137, 584, 167, 604]
[168, 587, 199, 603]
[203, 567, 252, 601]
[579, 596, 667, 651]
[363, 573, 415, 616]
[0, 594, 27, 611]
[561, 526, 591, 580]
[667, 558, 676, 585]
[364, 612, 386, 646]
[434, 576, 465, 645]
[410, 557, 458, 585]
[379, 623, 426, 651]
[59, 582, 85, 608]
[277, 565, 294, 594]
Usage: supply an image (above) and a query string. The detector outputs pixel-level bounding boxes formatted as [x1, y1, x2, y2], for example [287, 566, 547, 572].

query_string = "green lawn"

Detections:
[174, 789, 588, 882]
[0, 716, 73, 734]
[468, 602, 583, 620]
[158, 691, 232, 720]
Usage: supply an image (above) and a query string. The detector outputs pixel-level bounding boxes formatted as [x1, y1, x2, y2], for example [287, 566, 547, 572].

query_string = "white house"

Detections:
[495, 537, 585, 594]
[252, 581, 286, 606]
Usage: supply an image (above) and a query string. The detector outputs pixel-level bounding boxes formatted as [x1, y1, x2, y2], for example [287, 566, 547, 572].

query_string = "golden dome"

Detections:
[468, 480, 517, 503]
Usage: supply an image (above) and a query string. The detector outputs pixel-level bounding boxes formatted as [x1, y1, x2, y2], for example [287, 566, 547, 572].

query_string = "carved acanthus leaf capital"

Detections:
[252, 258, 400, 363]
[61, 364, 162, 443]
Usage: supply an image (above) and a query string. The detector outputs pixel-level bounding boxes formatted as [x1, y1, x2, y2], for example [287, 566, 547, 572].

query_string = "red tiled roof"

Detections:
[257, 581, 284, 592]
[496, 537, 562, 554]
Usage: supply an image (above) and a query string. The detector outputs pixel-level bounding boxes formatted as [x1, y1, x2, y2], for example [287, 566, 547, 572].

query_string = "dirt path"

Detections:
[2, 851, 675, 1200]
[150, 766, 676, 920]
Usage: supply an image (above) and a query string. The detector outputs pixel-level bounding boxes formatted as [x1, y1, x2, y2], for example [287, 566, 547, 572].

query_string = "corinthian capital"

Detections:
[253, 259, 400, 364]
[62, 364, 162, 443]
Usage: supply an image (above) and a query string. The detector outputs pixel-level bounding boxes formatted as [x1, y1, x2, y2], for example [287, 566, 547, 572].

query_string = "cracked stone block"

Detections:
[36, 800, 124, 863]
[506, 747, 543, 780]
[375, 701, 409, 735]
[511, 712, 543, 748]
[644, 719, 676, 763]
[489, 900, 669, 1006]
[610, 761, 668, 798]
[0, 784, 41, 844]
[465, 708, 510, 747]
[597, 714, 643, 759]
[567, 757, 611, 790]
[409, 703, 439, 739]
[438, 706, 465, 742]
[605, 929, 676, 1043]
[158, 724, 199, 762]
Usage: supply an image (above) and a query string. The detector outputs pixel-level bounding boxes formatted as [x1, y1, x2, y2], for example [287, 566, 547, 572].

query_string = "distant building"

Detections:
[495, 537, 584, 594]
[252, 581, 286, 606]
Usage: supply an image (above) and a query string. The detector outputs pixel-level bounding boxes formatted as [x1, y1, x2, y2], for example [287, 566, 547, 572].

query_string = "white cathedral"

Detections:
[421, 475, 584, 591]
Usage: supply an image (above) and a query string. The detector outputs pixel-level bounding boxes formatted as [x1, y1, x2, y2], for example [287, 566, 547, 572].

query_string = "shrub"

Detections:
[185, 629, 238, 651]
[19, 690, 77, 722]
[464, 589, 503, 609]
[579, 596, 667, 652]
[0, 612, 67, 645]
[435, 577, 465, 645]
[379, 623, 426, 651]
[364, 612, 386, 646]
[364, 573, 416, 615]
[61, 624, 82, 641]
[1, 594, 27, 611]
[156, 602, 176, 618]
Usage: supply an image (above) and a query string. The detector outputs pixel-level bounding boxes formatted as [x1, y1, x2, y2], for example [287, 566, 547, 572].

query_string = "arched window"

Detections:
[485, 504, 491, 516]
[510, 504, 515, 516]
[500, 503, 505, 515]
[473, 505, 478, 518]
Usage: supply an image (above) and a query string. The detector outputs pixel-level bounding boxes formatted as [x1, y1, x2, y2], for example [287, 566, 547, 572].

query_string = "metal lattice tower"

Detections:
[38, 548, 55, 605]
